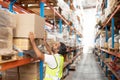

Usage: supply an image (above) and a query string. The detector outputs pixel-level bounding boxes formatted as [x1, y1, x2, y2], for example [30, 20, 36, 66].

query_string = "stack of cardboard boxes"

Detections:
[0, 10, 45, 80]
[19, 63, 40, 80]
[3, 68, 19, 80]
[0, 10, 18, 63]
[13, 14, 45, 50]
[12, 14, 45, 80]
[3, 63, 40, 80]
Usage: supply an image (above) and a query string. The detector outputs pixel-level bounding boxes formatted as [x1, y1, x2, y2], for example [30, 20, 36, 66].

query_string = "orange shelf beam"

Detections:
[106, 63, 120, 80]
[99, 48, 120, 58]
[0, 58, 33, 71]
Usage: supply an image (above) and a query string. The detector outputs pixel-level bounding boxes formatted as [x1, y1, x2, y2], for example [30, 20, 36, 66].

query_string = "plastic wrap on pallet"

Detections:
[105, 8, 112, 18]
[100, 34, 105, 48]
[100, 14, 106, 24]
[96, 38, 100, 47]
[0, 27, 13, 50]
[0, 10, 16, 28]
[107, 0, 118, 11]
[0, 49, 14, 55]
[108, 34, 120, 49]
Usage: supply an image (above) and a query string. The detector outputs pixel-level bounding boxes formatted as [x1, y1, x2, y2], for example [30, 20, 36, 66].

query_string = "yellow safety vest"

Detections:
[44, 54, 64, 80]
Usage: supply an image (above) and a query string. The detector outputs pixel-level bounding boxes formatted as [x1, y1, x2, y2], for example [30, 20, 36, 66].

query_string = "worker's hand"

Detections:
[29, 32, 35, 43]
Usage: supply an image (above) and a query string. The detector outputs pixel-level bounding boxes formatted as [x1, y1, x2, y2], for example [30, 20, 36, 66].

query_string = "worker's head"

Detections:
[52, 42, 67, 55]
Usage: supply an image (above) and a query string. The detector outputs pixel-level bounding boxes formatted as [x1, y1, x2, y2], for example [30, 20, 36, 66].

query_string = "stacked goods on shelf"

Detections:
[101, 30, 111, 49]
[100, 14, 107, 24]
[100, 32, 105, 48]
[2, 68, 19, 80]
[95, 38, 100, 48]
[105, 0, 118, 19]
[3, 63, 40, 80]
[19, 63, 40, 80]
[0, 10, 18, 62]
[13, 14, 45, 50]
[108, 34, 119, 51]
[107, 0, 118, 12]
[13, 38, 40, 51]
[0, 27, 13, 50]
[14, 14, 45, 38]
[0, 10, 16, 28]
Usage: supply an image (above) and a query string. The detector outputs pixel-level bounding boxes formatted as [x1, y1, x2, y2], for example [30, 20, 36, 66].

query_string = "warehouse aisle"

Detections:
[65, 49, 108, 80]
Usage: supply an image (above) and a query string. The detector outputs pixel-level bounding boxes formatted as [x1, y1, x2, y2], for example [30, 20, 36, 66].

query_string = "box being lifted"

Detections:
[13, 14, 45, 38]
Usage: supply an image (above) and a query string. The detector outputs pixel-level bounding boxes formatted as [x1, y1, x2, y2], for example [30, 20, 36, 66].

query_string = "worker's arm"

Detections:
[29, 32, 44, 61]
[43, 36, 53, 54]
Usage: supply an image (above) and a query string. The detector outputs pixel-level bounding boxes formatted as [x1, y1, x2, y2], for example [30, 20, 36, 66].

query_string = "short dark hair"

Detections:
[58, 42, 67, 55]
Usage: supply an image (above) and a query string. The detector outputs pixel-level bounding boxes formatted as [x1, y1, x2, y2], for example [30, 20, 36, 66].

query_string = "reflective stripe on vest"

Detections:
[44, 54, 64, 80]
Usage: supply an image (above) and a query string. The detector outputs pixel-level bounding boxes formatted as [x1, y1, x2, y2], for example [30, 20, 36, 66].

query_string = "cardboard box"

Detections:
[2, 68, 19, 80]
[3, 74, 19, 80]
[6, 68, 18, 73]
[13, 38, 40, 50]
[0, 27, 13, 50]
[14, 14, 45, 38]
[19, 73, 39, 80]
[19, 63, 39, 74]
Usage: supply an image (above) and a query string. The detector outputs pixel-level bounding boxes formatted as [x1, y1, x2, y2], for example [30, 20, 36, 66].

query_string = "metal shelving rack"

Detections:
[0, 1, 83, 80]
[95, 0, 120, 80]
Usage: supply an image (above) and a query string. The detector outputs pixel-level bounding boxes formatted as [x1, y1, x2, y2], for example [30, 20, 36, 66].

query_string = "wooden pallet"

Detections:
[108, 48, 119, 53]
[0, 52, 18, 64]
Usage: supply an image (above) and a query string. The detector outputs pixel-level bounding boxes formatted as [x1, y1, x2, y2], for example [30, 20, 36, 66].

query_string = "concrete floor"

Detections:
[65, 51, 108, 80]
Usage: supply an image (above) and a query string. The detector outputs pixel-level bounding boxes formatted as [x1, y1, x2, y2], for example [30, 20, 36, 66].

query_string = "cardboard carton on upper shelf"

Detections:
[13, 14, 45, 38]
[13, 38, 40, 50]
[0, 27, 13, 50]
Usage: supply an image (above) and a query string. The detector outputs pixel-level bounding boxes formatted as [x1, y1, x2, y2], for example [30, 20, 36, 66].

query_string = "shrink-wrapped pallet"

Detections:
[0, 27, 13, 50]
[108, 34, 119, 50]
[100, 34, 105, 48]
[0, 10, 16, 28]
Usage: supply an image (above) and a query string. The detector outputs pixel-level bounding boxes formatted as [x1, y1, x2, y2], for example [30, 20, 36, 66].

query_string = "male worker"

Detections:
[29, 32, 67, 80]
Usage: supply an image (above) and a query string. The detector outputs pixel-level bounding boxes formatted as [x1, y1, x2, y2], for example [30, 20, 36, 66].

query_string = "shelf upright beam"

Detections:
[111, 18, 114, 49]
[59, 19, 62, 33]
[105, 26, 109, 76]
[9, 0, 16, 13]
[105, 26, 109, 58]
[111, 17, 115, 80]
[101, 51, 104, 68]
[39, 0, 45, 80]
[111, 18, 115, 60]
[111, 74, 116, 80]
